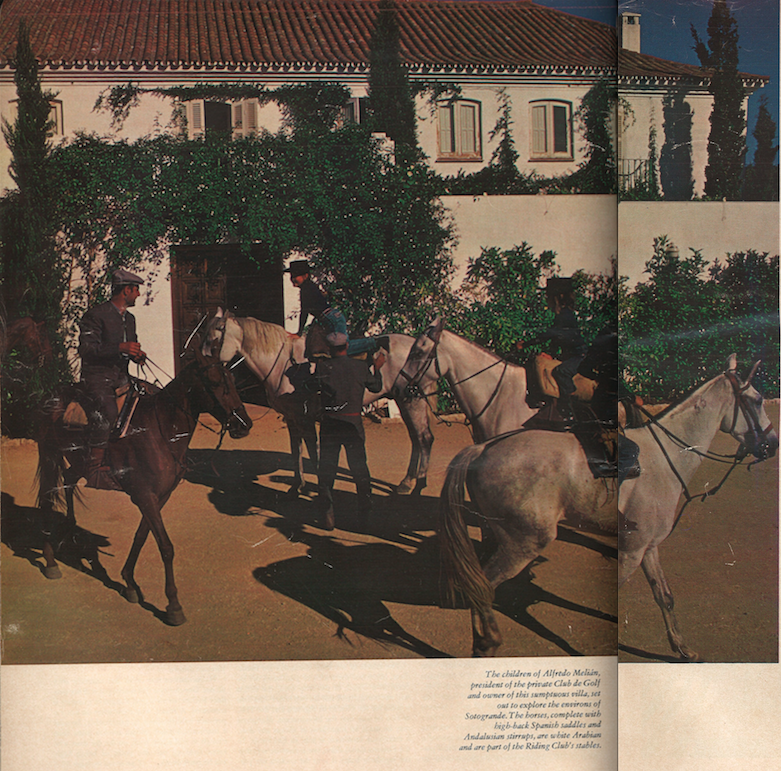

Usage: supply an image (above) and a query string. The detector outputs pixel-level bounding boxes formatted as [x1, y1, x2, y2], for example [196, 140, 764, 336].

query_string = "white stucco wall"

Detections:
[619, 200, 780, 285]
[442, 194, 618, 283]
[0, 71, 603, 190]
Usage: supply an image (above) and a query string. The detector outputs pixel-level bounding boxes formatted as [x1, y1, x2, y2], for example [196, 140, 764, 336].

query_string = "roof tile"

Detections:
[0, 0, 616, 68]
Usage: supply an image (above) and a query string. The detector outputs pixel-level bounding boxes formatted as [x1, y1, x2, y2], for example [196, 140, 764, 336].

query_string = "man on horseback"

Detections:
[286, 259, 388, 358]
[78, 268, 147, 488]
[576, 321, 641, 483]
[307, 331, 385, 530]
[519, 277, 587, 425]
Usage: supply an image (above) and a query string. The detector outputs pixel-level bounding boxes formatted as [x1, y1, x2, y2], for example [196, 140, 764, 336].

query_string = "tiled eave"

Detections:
[619, 73, 769, 91]
[0, 60, 616, 78]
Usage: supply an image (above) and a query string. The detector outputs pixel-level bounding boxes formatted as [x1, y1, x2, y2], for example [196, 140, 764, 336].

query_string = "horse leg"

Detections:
[471, 526, 556, 657]
[133, 492, 186, 626]
[640, 546, 701, 662]
[41, 539, 61, 580]
[121, 518, 150, 604]
[395, 398, 433, 495]
[287, 425, 306, 496]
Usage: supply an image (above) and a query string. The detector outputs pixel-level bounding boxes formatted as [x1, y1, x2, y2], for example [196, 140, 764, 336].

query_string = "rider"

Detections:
[576, 321, 641, 483]
[78, 268, 147, 488]
[286, 259, 388, 357]
[520, 277, 587, 425]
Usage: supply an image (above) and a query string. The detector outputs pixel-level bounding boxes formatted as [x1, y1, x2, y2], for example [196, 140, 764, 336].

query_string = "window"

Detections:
[530, 101, 572, 159]
[437, 100, 481, 160]
[341, 97, 370, 126]
[187, 100, 260, 139]
[6, 99, 63, 136]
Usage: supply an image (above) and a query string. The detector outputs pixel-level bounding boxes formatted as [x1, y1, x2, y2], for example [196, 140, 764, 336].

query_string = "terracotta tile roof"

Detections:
[0, 0, 617, 70]
[619, 48, 768, 86]
[0, 0, 766, 85]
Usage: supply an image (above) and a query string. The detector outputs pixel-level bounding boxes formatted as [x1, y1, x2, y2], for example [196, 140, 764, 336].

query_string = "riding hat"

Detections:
[285, 260, 311, 278]
[545, 276, 574, 293]
[326, 332, 349, 349]
[112, 268, 145, 288]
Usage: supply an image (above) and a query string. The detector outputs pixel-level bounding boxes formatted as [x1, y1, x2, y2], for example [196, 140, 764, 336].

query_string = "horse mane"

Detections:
[442, 329, 521, 369]
[653, 372, 727, 421]
[237, 316, 293, 359]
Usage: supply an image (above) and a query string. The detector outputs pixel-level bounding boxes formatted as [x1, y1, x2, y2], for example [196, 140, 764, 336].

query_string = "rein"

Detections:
[398, 328, 509, 426]
[638, 372, 768, 532]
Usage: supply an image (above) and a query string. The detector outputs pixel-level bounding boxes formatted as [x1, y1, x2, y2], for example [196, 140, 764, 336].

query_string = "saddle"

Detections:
[62, 379, 156, 438]
[523, 357, 615, 480]
[535, 353, 597, 401]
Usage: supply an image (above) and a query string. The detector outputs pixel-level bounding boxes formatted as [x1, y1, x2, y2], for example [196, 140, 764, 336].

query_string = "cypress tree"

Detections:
[367, 0, 421, 164]
[1, 23, 69, 436]
[1, 21, 61, 321]
[744, 96, 778, 200]
[691, 0, 747, 200]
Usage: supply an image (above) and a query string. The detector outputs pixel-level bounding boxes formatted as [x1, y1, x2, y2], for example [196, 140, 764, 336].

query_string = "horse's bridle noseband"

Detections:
[724, 370, 774, 460]
[395, 327, 442, 400]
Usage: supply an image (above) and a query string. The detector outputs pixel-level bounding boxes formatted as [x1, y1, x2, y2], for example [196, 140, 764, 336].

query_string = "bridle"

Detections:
[209, 313, 290, 396]
[395, 326, 442, 399]
[641, 368, 774, 532]
[395, 325, 509, 425]
[724, 369, 774, 459]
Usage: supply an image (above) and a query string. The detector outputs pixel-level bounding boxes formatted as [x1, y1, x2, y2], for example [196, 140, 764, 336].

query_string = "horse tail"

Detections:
[36, 426, 66, 512]
[439, 443, 494, 613]
[35, 397, 77, 512]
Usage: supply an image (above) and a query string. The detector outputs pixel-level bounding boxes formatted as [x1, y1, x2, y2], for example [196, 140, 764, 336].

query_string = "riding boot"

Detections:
[556, 396, 575, 427]
[85, 447, 120, 491]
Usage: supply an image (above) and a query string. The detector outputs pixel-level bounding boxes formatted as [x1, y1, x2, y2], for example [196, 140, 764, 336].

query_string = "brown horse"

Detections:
[36, 347, 252, 625]
[1, 317, 53, 365]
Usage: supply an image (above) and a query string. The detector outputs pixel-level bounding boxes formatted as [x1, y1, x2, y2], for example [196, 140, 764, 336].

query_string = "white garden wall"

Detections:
[619, 201, 780, 285]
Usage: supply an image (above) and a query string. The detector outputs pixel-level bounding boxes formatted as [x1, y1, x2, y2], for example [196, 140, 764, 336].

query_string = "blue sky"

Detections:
[530, 0, 780, 163]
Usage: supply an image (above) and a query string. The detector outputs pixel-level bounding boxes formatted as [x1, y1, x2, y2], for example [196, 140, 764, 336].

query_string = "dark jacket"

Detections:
[78, 300, 137, 375]
[535, 308, 586, 361]
[310, 356, 383, 437]
[298, 278, 330, 334]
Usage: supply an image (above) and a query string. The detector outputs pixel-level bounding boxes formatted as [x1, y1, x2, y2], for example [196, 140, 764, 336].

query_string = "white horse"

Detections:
[395, 316, 537, 443]
[439, 355, 777, 658]
[202, 309, 439, 494]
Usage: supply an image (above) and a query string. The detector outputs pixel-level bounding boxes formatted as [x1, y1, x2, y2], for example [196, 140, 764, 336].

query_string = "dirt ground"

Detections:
[1, 403, 776, 664]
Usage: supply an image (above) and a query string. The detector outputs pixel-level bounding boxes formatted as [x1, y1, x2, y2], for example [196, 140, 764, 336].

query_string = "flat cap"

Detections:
[326, 332, 349, 348]
[112, 268, 144, 287]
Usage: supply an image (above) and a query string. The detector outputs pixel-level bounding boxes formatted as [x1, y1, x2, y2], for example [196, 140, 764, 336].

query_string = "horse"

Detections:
[202, 308, 440, 495]
[36, 347, 253, 626]
[395, 316, 537, 443]
[1, 317, 53, 365]
[438, 355, 777, 658]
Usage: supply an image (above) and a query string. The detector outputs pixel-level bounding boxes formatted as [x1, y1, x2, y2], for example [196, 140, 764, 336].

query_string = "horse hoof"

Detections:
[124, 587, 140, 604]
[395, 480, 414, 496]
[165, 608, 187, 626]
[43, 565, 62, 580]
[680, 648, 703, 663]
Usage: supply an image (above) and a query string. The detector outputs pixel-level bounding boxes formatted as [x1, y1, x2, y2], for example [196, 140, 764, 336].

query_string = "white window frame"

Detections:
[186, 99, 260, 139]
[340, 96, 371, 127]
[7, 98, 63, 136]
[529, 100, 572, 160]
[437, 99, 482, 161]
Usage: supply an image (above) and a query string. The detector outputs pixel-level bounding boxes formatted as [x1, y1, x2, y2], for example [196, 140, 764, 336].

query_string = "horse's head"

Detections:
[193, 347, 252, 439]
[722, 354, 778, 462]
[202, 308, 243, 363]
[396, 317, 445, 400]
